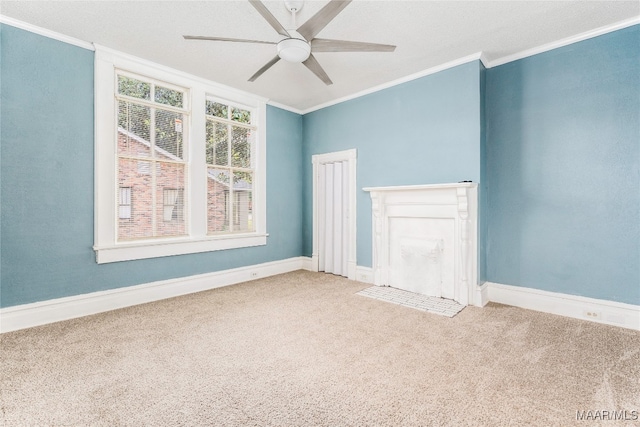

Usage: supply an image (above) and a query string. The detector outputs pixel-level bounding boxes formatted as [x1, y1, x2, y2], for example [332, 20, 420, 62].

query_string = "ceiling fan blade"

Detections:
[311, 38, 395, 52]
[303, 54, 333, 85]
[183, 35, 276, 45]
[297, 0, 351, 41]
[248, 56, 281, 82]
[248, 0, 290, 38]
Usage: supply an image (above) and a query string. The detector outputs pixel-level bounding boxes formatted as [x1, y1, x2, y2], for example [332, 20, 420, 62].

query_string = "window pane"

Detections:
[206, 120, 228, 166]
[163, 189, 177, 221]
[118, 75, 150, 100]
[119, 205, 132, 220]
[137, 161, 152, 175]
[118, 158, 186, 240]
[231, 107, 251, 124]
[231, 126, 251, 168]
[119, 187, 132, 219]
[118, 100, 151, 157]
[118, 158, 153, 240]
[233, 171, 253, 232]
[207, 168, 230, 233]
[162, 188, 184, 222]
[119, 187, 132, 205]
[156, 163, 187, 237]
[233, 170, 252, 189]
[205, 121, 214, 165]
[155, 85, 183, 108]
[205, 101, 227, 119]
[155, 109, 184, 160]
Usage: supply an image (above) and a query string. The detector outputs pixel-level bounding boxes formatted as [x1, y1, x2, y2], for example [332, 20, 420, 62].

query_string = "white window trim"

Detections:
[94, 45, 267, 264]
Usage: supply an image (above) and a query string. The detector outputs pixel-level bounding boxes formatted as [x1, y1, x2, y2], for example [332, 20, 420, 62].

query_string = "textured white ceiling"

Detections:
[2, 1, 639, 111]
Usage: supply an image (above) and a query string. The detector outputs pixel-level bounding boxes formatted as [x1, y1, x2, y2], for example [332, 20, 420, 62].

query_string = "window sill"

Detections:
[93, 233, 268, 264]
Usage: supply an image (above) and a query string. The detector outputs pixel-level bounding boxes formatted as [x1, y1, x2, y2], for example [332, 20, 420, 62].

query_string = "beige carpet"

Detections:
[1, 270, 639, 426]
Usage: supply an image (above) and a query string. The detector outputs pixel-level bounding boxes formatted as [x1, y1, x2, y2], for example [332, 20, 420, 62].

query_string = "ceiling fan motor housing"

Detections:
[277, 32, 311, 62]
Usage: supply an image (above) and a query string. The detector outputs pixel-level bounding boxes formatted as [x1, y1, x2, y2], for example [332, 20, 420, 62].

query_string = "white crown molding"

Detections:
[301, 17, 639, 114]
[4, 13, 637, 114]
[0, 16, 268, 105]
[0, 257, 306, 333]
[478, 52, 490, 70]
[0, 15, 95, 51]
[301, 52, 485, 115]
[94, 44, 269, 105]
[487, 282, 640, 331]
[486, 16, 640, 68]
[267, 100, 303, 115]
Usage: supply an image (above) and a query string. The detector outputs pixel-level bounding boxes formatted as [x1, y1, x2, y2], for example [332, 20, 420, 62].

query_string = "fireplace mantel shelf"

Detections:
[363, 182, 477, 192]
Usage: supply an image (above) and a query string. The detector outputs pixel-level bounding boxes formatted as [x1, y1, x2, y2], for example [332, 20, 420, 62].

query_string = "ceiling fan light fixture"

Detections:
[277, 38, 311, 62]
[183, 0, 395, 85]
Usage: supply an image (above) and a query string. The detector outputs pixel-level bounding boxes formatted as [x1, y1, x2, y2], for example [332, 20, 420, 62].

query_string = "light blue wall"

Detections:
[0, 24, 303, 308]
[302, 61, 483, 267]
[0, 24, 3, 288]
[2, 21, 638, 309]
[485, 25, 640, 305]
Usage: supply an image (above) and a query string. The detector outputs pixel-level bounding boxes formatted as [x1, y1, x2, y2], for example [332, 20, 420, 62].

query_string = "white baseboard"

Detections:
[302, 257, 361, 283]
[473, 282, 489, 307]
[301, 256, 315, 271]
[487, 282, 640, 331]
[0, 257, 305, 333]
[347, 261, 357, 281]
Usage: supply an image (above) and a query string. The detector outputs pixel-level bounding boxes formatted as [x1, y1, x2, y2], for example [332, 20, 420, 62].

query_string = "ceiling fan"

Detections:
[183, 0, 396, 85]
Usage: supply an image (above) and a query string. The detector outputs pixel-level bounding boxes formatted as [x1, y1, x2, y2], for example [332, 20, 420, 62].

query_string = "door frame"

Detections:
[311, 149, 357, 280]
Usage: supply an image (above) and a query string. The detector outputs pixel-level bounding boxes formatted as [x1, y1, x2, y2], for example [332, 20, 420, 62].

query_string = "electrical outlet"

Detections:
[357, 273, 372, 283]
[583, 310, 601, 319]
[250, 271, 258, 278]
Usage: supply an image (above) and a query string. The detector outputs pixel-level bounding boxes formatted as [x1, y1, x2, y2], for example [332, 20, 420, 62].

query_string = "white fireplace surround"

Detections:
[363, 183, 479, 306]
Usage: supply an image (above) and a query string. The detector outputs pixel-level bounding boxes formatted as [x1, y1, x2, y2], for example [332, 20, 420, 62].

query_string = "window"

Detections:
[94, 46, 266, 263]
[118, 187, 132, 219]
[163, 188, 184, 222]
[117, 72, 188, 240]
[205, 100, 254, 234]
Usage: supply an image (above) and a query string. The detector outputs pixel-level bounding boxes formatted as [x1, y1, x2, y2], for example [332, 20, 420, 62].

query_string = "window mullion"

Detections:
[229, 168, 234, 234]
[190, 89, 207, 238]
[116, 94, 187, 115]
[150, 85, 157, 236]
[227, 122, 234, 233]
[206, 115, 255, 129]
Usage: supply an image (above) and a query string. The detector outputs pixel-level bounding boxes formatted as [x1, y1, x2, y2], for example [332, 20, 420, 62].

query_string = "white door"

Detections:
[318, 161, 349, 276]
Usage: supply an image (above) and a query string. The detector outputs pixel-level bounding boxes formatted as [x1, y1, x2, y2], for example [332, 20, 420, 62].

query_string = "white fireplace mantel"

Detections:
[363, 183, 479, 306]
